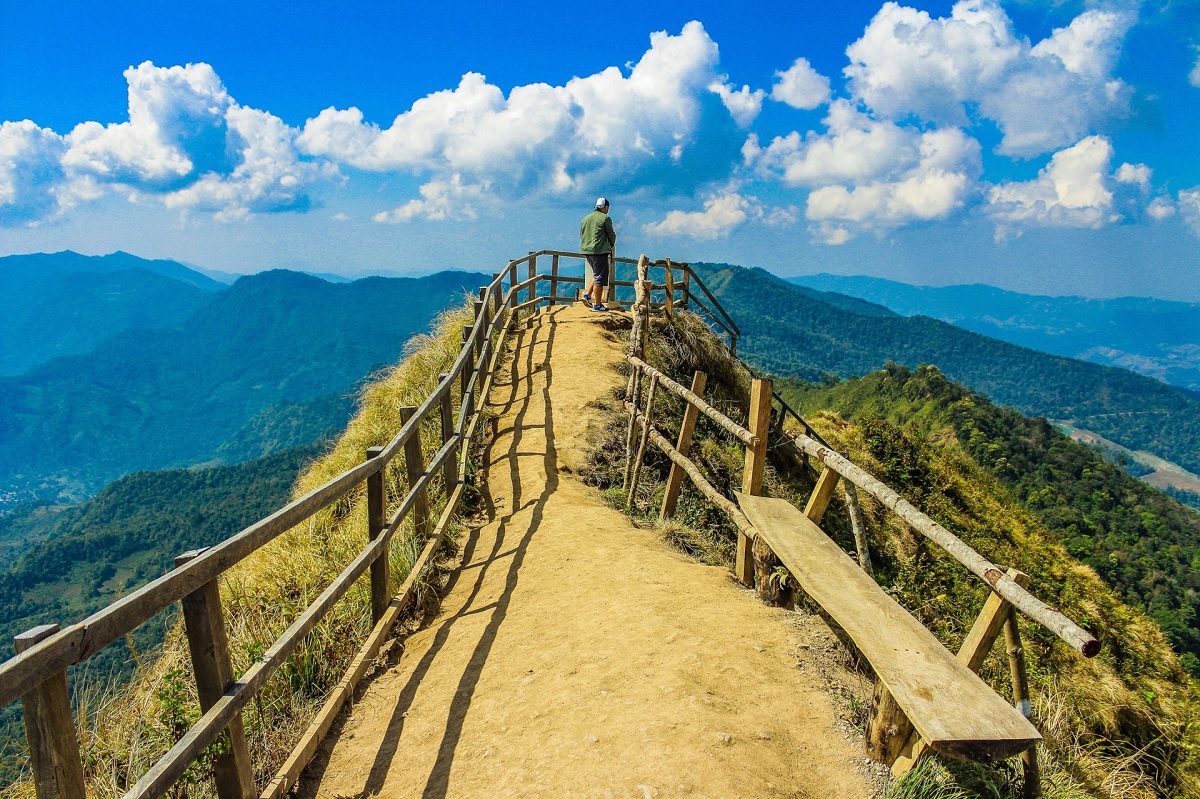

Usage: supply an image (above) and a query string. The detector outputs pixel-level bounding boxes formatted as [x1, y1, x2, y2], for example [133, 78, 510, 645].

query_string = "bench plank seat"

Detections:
[737, 493, 1040, 763]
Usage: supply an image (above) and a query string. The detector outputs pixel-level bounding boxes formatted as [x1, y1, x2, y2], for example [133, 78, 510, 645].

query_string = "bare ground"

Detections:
[298, 305, 881, 799]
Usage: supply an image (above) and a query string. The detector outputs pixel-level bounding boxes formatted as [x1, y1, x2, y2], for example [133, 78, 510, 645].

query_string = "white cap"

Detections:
[595, 196, 608, 209]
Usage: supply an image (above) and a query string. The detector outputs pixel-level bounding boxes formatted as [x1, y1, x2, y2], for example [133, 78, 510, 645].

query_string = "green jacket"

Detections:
[580, 210, 616, 255]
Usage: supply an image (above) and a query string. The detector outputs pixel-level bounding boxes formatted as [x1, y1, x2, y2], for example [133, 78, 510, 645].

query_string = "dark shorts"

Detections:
[585, 253, 610, 287]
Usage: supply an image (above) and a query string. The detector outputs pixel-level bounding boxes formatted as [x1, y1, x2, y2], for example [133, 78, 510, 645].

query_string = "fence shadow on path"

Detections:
[351, 311, 560, 797]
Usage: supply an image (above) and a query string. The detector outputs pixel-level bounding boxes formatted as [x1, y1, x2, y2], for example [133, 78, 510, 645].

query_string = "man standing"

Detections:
[580, 197, 616, 312]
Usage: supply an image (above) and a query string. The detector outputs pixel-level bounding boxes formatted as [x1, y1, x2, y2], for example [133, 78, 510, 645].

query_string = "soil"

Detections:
[298, 305, 883, 799]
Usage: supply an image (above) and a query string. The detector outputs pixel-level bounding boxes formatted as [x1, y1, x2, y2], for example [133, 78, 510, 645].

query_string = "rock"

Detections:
[716, 732, 733, 744]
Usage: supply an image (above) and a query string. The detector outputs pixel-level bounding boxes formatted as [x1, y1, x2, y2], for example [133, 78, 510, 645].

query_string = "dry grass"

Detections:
[1, 302, 484, 799]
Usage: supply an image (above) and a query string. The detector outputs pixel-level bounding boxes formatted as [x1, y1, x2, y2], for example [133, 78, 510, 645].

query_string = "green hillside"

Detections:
[0, 254, 218, 376]
[0, 268, 484, 504]
[790, 273, 1200, 391]
[697, 263, 1200, 477]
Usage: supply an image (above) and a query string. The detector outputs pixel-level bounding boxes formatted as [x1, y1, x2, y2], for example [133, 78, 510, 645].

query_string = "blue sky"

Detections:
[2, 0, 1199, 298]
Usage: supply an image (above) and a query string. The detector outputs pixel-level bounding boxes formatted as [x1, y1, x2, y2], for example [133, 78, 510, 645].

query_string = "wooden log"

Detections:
[365, 446, 389, 624]
[891, 569, 1032, 775]
[627, 375, 659, 511]
[660, 370, 707, 520]
[844, 483, 873, 577]
[528, 252, 537, 305]
[259, 482, 464, 799]
[736, 377, 772, 586]
[803, 465, 840, 524]
[681, 264, 691, 310]
[1006, 605, 1041, 799]
[174, 551, 255, 799]
[738, 494, 1040, 764]
[438, 374, 459, 490]
[627, 356, 755, 447]
[400, 406, 431, 540]
[663, 259, 674, 319]
[550, 254, 559, 306]
[786, 433, 1100, 659]
[629, 257, 651, 360]
[15, 625, 86, 799]
[460, 326, 474, 421]
[622, 364, 642, 491]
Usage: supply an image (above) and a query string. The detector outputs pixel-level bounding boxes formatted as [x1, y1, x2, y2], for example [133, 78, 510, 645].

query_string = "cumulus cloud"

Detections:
[845, 0, 1134, 157]
[711, 83, 765, 127]
[0, 121, 67, 224]
[1180, 189, 1200, 236]
[987, 135, 1121, 227]
[1114, 162, 1151, 187]
[804, 127, 981, 235]
[771, 58, 831, 110]
[0, 61, 322, 225]
[1147, 196, 1175, 221]
[373, 175, 488, 223]
[299, 22, 745, 198]
[644, 190, 796, 239]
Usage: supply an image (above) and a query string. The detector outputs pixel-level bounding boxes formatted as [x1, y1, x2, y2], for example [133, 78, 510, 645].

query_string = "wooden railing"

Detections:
[617, 261, 1100, 792]
[0, 249, 703, 799]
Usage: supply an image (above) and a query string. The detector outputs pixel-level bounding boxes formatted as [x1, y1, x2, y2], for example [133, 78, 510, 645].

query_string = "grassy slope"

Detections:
[697, 263, 1200, 478]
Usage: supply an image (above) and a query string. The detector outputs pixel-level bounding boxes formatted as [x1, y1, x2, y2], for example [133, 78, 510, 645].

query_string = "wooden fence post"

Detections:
[681, 264, 691, 310]
[174, 550, 255, 799]
[461, 326, 474, 421]
[528, 252, 537, 305]
[844, 483, 874, 577]
[490, 274, 501, 317]
[622, 363, 642, 491]
[365, 446, 389, 623]
[14, 625, 86, 799]
[400, 406, 431, 540]
[507, 260, 518, 303]
[630, 255, 651, 360]
[550, 254, 560, 305]
[627, 375, 659, 511]
[1006, 596, 1041, 798]
[736, 377, 772, 585]
[438, 373, 459, 490]
[660, 370, 707, 520]
[887, 568, 1034, 774]
[663, 259, 674, 319]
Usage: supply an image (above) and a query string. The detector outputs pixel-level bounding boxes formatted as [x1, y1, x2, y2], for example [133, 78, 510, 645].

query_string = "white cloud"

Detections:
[1147, 196, 1175, 221]
[0, 120, 66, 224]
[803, 127, 980, 232]
[644, 190, 797, 239]
[644, 193, 753, 239]
[1180, 189, 1200, 236]
[299, 22, 744, 197]
[750, 101, 925, 186]
[373, 175, 488, 223]
[845, 1, 1134, 157]
[987, 135, 1120, 227]
[1114, 162, 1150, 187]
[711, 83, 765, 127]
[770, 58, 831, 110]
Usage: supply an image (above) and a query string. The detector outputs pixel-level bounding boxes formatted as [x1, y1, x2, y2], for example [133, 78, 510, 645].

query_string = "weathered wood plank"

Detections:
[736, 378, 772, 586]
[661, 370, 707, 520]
[803, 466, 840, 524]
[15, 625, 86, 799]
[737, 493, 1040, 763]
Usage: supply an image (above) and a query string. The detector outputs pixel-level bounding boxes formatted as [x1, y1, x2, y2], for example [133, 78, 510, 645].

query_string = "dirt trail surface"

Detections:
[301, 305, 877, 799]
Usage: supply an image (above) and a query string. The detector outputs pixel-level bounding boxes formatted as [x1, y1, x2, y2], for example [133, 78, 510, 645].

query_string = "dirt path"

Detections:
[301, 305, 878, 799]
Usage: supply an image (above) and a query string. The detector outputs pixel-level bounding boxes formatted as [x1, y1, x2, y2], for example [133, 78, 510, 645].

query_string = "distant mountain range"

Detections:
[789, 273, 1200, 392]
[696, 263, 1200, 478]
[0, 252, 486, 505]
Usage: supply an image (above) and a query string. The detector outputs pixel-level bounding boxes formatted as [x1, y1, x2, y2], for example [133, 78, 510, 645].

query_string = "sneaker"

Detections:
[592, 303, 609, 312]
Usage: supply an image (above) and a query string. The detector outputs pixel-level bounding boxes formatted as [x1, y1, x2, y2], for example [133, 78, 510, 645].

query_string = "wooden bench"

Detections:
[737, 493, 1040, 763]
